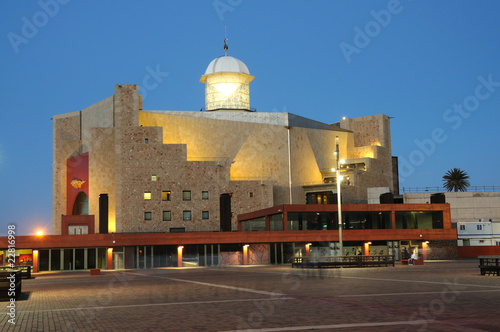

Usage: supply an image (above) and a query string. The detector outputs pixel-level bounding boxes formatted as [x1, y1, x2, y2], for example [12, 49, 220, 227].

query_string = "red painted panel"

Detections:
[66, 153, 89, 215]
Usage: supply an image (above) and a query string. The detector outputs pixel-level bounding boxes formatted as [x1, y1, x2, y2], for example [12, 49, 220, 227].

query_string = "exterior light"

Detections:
[331, 168, 335, 172]
[340, 159, 346, 164]
[107, 248, 113, 251]
[342, 117, 346, 120]
[243, 244, 249, 248]
[36, 231, 43, 236]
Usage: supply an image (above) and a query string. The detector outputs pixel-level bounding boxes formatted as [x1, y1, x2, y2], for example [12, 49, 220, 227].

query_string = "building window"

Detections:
[162, 191, 171, 201]
[202, 191, 209, 200]
[477, 225, 483, 231]
[162, 211, 171, 221]
[182, 191, 191, 201]
[151, 175, 157, 181]
[183, 210, 191, 221]
[202, 211, 209, 219]
[249, 192, 254, 198]
[145, 138, 149, 144]
[144, 212, 152, 220]
[144, 192, 151, 200]
[459, 225, 465, 230]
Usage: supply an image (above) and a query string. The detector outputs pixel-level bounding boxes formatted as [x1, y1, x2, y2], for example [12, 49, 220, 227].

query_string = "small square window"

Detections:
[202, 191, 209, 200]
[459, 225, 465, 230]
[477, 225, 483, 230]
[202, 211, 209, 219]
[151, 175, 157, 181]
[162, 191, 171, 201]
[182, 190, 191, 201]
[183, 210, 191, 221]
[144, 212, 152, 220]
[162, 211, 171, 221]
[144, 192, 151, 200]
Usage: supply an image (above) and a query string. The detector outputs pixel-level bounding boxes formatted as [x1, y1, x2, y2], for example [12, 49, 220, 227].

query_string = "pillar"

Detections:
[33, 250, 39, 273]
[305, 243, 311, 256]
[243, 245, 249, 265]
[107, 248, 113, 270]
[364, 242, 371, 256]
[422, 242, 429, 260]
[177, 246, 183, 267]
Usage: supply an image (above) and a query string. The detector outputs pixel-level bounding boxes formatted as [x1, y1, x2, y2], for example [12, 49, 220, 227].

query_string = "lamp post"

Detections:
[336, 136, 343, 258]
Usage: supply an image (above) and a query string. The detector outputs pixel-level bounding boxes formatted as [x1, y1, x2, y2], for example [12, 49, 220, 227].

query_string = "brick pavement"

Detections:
[1, 259, 500, 331]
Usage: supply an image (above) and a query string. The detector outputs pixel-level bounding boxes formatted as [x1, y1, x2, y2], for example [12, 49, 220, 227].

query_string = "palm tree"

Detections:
[442, 168, 470, 192]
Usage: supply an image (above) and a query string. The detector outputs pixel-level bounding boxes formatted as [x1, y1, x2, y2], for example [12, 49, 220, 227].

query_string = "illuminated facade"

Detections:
[51, 52, 398, 236]
[0, 50, 463, 272]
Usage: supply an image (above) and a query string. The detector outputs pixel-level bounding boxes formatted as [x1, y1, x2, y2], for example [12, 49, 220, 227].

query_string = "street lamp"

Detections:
[336, 136, 343, 258]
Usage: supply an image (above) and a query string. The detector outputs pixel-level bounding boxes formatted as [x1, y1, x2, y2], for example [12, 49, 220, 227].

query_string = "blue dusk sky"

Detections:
[1, 1, 499, 235]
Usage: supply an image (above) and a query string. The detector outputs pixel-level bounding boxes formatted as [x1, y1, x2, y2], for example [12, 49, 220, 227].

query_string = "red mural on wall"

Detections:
[66, 152, 89, 215]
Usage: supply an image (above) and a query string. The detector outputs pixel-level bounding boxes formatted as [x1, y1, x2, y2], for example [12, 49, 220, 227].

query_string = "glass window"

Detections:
[183, 191, 191, 201]
[241, 217, 266, 231]
[343, 211, 391, 230]
[395, 211, 443, 229]
[144, 212, 152, 220]
[202, 211, 209, 219]
[144, 192, 151, 200]
[270, 214, 283, 231]
[162, 211, 171, 221]
[288, 212, 338, 231]
[202, 191, 209, 200]
[162, 191, 171, 201]
[151, 175, 157, 181]
[459, 224, 465, 230]
[183, 210, 191, 221]
[477, 225, 483, 230]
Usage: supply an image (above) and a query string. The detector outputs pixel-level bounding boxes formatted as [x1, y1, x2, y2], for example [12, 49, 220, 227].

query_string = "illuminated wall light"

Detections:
[36, 231, 43, 236]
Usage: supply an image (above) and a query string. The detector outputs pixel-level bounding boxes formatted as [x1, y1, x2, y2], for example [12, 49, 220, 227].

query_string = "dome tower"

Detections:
[200, 38, 254, 111]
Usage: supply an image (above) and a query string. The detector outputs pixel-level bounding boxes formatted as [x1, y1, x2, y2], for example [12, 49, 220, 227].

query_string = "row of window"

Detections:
[144, 190, 209, 201]
[459, 224, 484, 231]
[144, 210, 210, 221]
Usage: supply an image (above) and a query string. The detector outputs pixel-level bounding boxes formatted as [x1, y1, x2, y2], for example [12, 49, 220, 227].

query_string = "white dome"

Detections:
[203, 56, 250, 76]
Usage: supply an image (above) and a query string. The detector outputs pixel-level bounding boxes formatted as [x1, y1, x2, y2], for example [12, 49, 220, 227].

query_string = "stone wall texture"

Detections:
[53, 84, 395, 234]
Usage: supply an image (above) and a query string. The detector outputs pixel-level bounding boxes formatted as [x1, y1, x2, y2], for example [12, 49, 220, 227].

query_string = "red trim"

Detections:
[1, 228, 457, 250]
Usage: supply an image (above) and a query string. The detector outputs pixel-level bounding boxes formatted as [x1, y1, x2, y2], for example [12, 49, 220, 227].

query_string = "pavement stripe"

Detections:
[220, 320, 430, 331]
[16, 297, 295, 314]
[339, 275, 500, 289]
[128, 272, 285, 296]
[336, 288, 500, 297]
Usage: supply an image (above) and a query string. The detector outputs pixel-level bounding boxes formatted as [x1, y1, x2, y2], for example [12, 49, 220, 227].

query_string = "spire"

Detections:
[224, 26, 228, 56]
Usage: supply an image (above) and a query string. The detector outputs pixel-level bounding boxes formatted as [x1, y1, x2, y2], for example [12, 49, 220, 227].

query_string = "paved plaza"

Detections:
[1, 259, 500, 331]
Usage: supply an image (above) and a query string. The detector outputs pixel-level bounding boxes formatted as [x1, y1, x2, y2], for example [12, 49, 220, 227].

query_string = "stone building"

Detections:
[0, 50, 461, 272]
[52, 53, 396, 236]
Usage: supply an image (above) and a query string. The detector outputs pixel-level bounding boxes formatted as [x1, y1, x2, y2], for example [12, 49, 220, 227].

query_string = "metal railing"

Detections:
[402, 186, 500, 193]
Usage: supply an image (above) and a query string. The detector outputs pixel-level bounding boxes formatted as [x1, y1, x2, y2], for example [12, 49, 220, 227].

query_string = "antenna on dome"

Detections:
[224, 26, 228, 56]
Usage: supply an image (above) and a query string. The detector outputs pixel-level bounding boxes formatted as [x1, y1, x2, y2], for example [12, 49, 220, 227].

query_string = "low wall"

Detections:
[458, 246, 500, 258]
